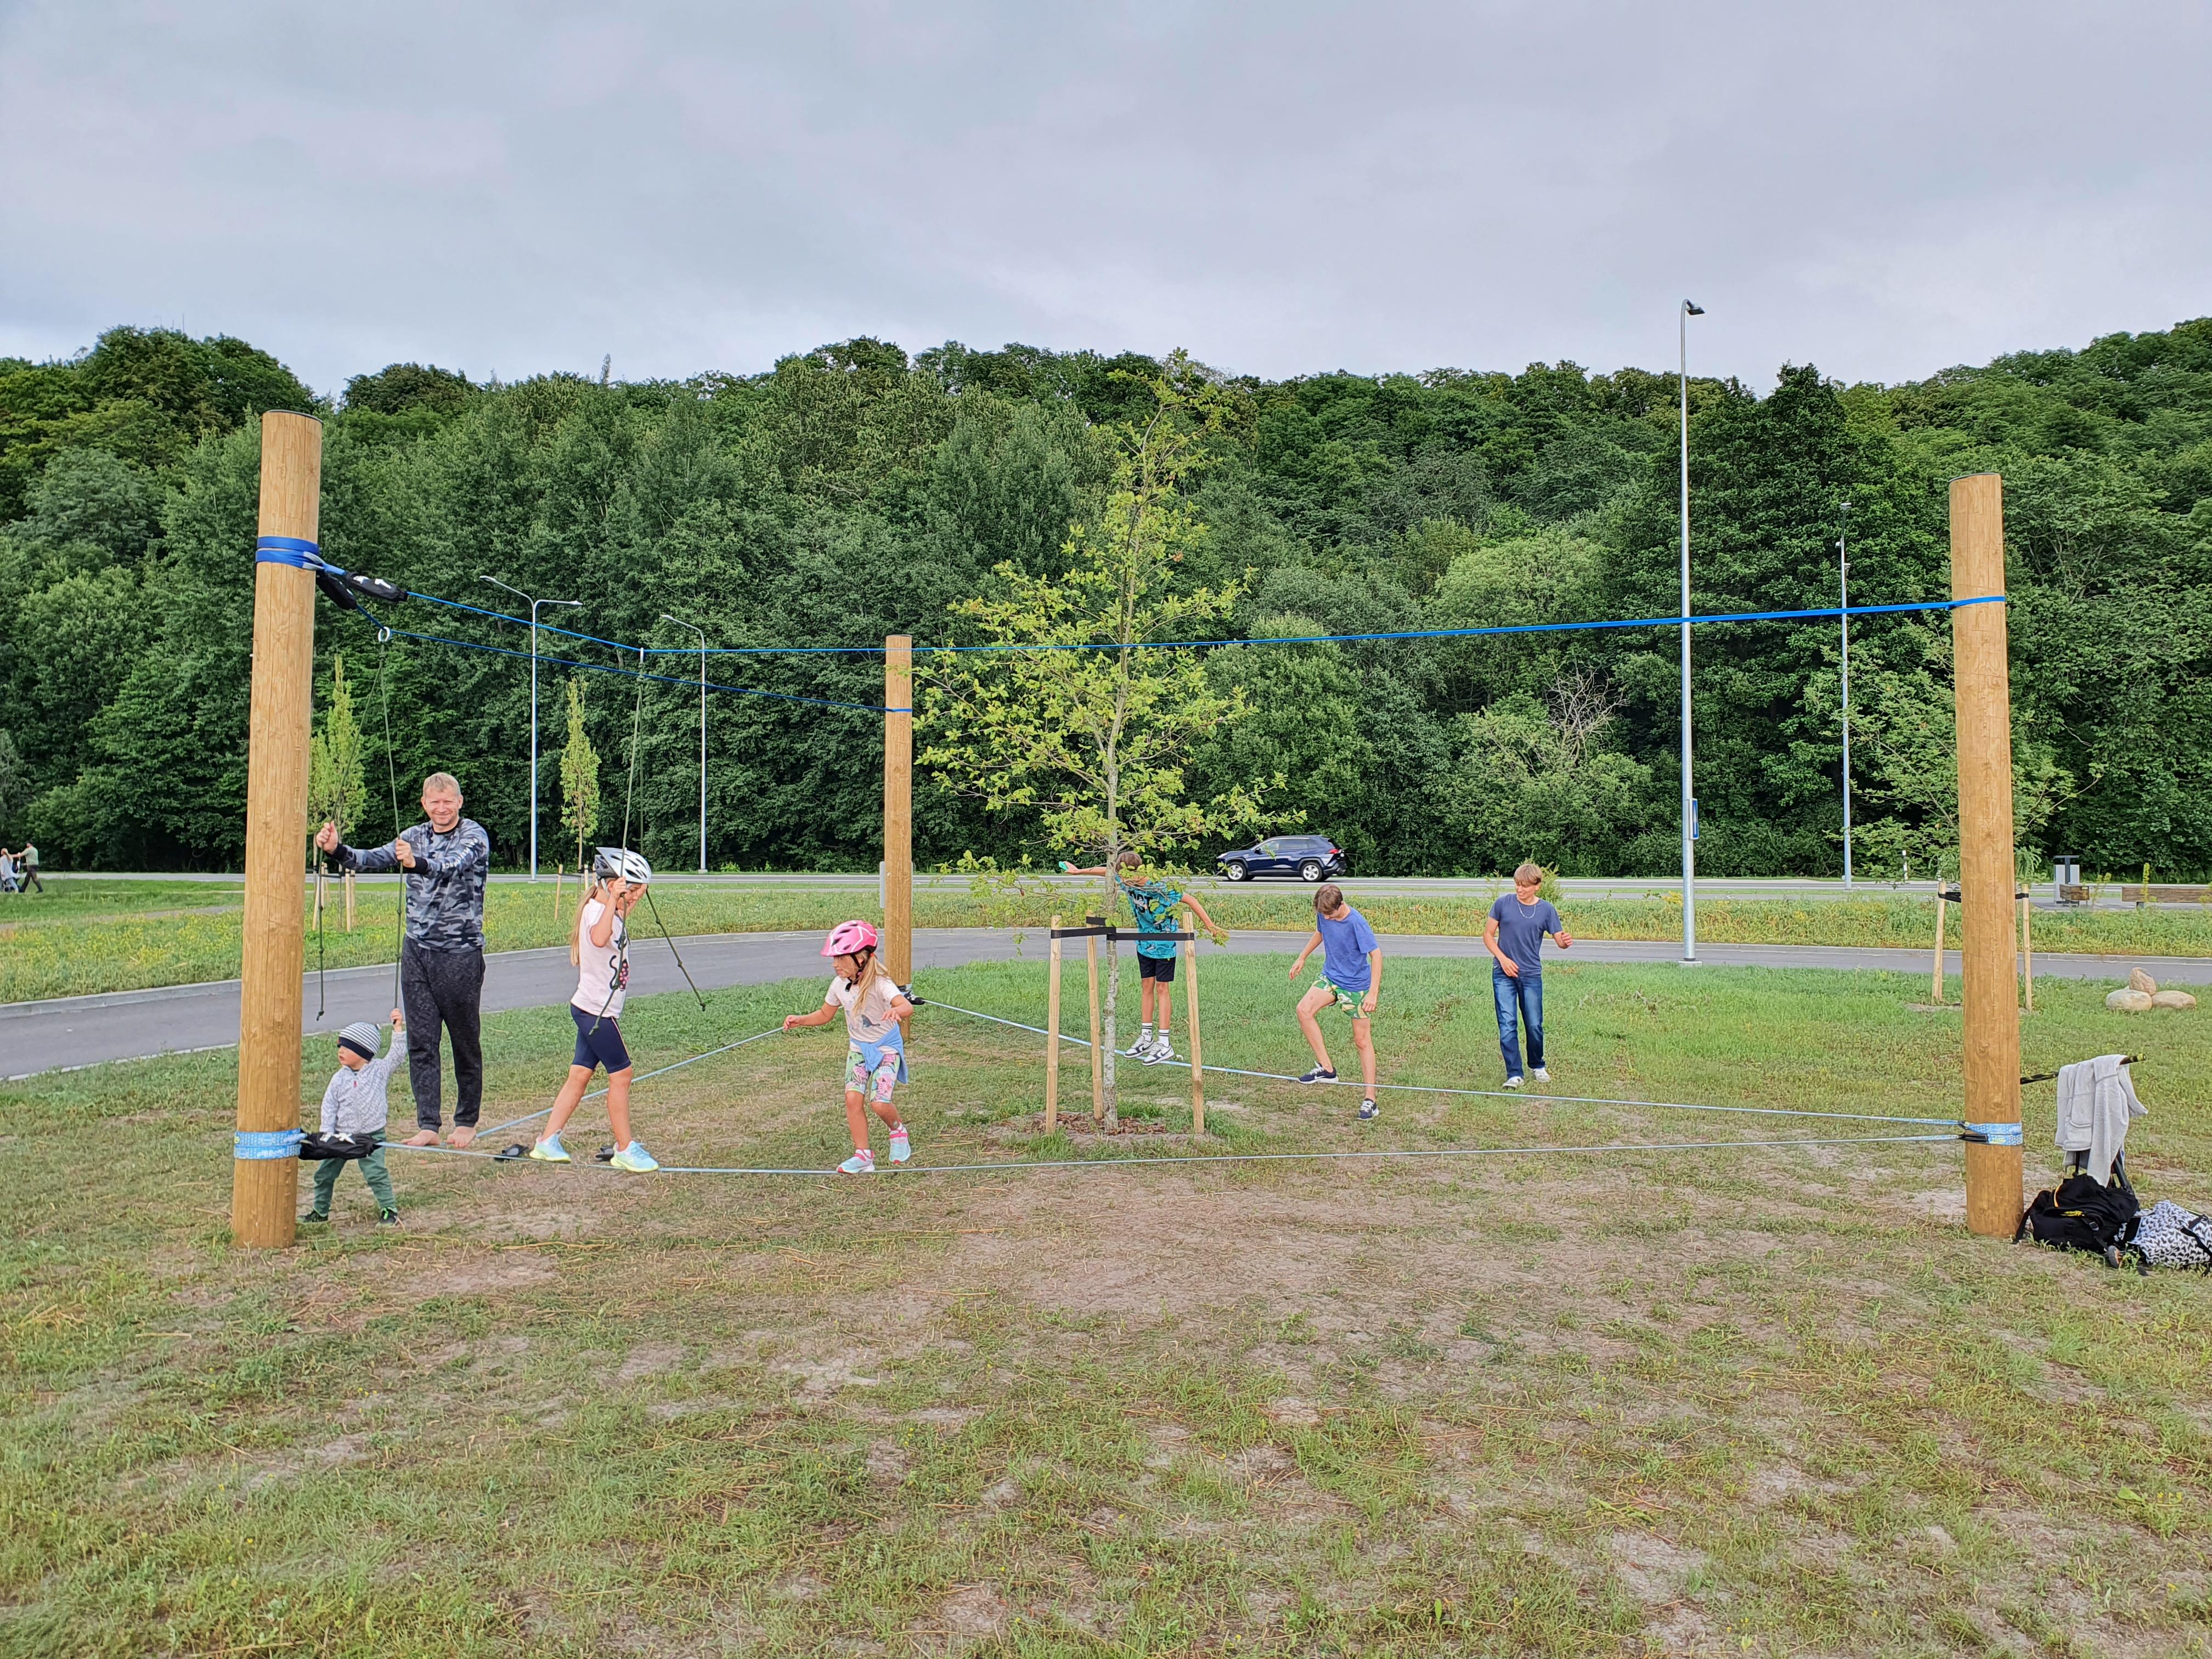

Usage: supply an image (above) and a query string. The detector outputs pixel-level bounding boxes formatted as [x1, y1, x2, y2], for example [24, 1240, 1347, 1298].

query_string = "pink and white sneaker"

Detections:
[888, 1126, 912, 1165]
[837, 1150, 876, 1175]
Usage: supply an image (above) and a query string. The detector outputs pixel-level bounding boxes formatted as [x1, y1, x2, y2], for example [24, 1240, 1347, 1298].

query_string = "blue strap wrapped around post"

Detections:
[235, 1128, 304, 1160]
[1961, 1122, 2023, 1146]
[255, 535, 321, 568]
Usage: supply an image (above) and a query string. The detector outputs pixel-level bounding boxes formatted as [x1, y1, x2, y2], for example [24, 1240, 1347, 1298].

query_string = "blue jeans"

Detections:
[1492, 970, 1543, 1077]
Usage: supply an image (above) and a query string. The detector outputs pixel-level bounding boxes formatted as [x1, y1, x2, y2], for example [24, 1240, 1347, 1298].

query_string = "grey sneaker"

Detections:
[1143, 1037, 1177, 1065]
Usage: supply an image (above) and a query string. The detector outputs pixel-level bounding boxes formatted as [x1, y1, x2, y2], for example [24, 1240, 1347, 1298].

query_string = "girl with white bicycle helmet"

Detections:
[783, 919, 917, 1173]
[531, 848, 659, 1172]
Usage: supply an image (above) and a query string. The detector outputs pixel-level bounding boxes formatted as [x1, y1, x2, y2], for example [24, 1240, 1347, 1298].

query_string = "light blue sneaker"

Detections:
[528, 1135, 571, 1163]
[610, 1142, 659, 1173]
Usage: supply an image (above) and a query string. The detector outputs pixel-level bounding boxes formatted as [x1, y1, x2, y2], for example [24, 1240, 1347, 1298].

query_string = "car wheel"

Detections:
[1223, 861, 1249, 882]
[1299, 859, 1323, 882]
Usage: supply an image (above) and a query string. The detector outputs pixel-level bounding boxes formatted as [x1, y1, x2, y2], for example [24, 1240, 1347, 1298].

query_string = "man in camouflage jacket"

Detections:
[318, 771, 492, 1147]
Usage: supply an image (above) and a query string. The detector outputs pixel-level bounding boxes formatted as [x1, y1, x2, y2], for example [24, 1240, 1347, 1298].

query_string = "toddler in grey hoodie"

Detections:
[303, 1009, 405, 1225]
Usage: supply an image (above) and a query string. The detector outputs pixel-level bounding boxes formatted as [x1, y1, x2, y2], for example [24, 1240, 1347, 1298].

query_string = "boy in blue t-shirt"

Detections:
[1062, 851, 1224, 1064]
[1289, 884, 1383, 1120]
[1483, 862, 1573, 1087]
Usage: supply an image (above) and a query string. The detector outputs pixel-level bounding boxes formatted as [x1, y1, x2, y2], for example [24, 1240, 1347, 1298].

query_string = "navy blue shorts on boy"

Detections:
[570, 1003, 632, 1074]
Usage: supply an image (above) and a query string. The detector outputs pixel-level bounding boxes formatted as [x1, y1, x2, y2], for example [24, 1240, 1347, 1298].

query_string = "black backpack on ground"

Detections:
[2016, 1173, 2140, 1266]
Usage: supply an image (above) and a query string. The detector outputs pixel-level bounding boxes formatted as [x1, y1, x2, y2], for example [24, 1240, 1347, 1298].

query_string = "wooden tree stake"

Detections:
[1184, 907, 1205, 1136]
[883, 636, 913, 986]
[233, 411, 322, 1250]
[1931, 893, 1946, 1006]
[1045, 915, 1063, 1136]
[1086, 925, 1104, 1124]
[1952, 473, 2023, 1238]
[2021, 891, 2034, 1012]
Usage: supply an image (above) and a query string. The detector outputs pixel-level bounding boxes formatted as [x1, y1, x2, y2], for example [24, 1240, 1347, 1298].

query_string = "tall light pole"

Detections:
[1838, 500, 1854, 888]
[481, 576, 581, 881]
[661, 613, 708, 874]
[1679, 299, 1704, 963]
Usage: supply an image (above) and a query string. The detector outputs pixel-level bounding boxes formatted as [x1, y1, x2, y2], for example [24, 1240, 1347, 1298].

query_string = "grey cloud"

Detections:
[2, 0, 2207, 394]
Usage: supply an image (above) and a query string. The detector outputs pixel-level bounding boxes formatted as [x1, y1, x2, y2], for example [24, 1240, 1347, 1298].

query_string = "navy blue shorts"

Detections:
[571, 1004, 632, 1074]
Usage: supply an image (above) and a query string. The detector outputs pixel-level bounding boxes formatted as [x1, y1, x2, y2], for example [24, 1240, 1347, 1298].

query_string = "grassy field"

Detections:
[6, 955, 2212, 1656]
[5, 876, 2210, 1002]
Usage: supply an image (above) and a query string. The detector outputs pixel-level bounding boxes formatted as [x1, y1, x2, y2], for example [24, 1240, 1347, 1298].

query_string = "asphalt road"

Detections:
[5, 928, 2204, 1080]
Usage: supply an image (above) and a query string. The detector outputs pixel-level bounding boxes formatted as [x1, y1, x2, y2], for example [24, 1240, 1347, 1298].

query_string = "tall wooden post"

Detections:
[883, 636, 912, 986]
[1931, 893, 1946, 1005]
[233, 412, 323, 1249]
[1183, 907, 1205, 1136]
[1953, 473, 2023, 1237]
[1045, 916, 1063, 1136]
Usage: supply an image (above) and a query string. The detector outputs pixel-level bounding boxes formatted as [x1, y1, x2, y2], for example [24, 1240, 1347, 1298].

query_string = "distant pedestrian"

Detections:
[16, 842, 41, 893]
[0, 847, 16, 894]
[1483, 863, 1572, 1088]
[317, 772, 491, 1148]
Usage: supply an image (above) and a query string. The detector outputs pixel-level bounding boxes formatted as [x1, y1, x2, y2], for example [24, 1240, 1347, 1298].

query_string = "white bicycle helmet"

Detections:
[592, 846, 653, 885]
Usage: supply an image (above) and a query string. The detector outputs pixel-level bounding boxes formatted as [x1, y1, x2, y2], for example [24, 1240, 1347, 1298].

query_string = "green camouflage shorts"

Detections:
[1314, 978, 1373, 1021]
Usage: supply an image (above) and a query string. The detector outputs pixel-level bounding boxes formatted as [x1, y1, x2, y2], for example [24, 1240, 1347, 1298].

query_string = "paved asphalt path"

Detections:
[5, 929, 2207, 1080]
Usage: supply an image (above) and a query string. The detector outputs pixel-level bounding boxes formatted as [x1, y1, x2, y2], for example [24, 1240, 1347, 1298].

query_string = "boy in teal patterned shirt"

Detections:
[1062, 851, 1224, 1064]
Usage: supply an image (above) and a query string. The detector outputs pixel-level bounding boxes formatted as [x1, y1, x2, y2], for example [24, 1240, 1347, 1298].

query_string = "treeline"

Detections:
[0, 321, 2207, 877]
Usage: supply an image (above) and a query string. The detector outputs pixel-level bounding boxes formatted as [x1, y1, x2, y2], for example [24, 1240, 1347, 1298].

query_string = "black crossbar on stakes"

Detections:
[1048, 923, 1197, 941]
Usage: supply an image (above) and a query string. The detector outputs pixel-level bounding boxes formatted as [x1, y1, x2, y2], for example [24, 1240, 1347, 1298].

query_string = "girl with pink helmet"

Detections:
[782, 919, 917, 1173]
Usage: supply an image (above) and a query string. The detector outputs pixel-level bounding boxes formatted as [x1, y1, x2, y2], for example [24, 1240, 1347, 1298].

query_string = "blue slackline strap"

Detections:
[235, 1128, 304, 1160]
[1962, 1122, 2024, 1146]
[255, 535, 321, 568]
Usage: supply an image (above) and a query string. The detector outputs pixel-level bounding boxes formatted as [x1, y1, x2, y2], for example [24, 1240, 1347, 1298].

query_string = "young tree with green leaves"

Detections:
[922, 354, 1271, 1122]
[558, 677, 601, 875]
[307, 657, 369, 926]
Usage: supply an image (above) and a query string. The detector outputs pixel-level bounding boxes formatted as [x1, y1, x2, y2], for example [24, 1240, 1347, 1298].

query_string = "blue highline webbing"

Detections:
[355, 607, 904, 715]
[370, 588, 2007, 662]
[255, 535, 320, 568]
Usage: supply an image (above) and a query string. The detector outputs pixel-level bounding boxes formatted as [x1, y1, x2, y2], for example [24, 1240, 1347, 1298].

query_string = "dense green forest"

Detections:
[0, 319, 2207, 877]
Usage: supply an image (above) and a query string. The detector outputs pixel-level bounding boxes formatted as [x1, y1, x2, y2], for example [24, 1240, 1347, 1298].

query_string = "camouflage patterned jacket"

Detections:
[336, 819, 491, 952]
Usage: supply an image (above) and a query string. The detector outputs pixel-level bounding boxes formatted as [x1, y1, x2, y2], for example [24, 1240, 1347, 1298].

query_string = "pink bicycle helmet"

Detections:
[821, 919, 879, 958]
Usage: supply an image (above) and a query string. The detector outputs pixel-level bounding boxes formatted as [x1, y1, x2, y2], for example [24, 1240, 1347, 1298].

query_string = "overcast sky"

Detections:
[3, 1, 2208, 398]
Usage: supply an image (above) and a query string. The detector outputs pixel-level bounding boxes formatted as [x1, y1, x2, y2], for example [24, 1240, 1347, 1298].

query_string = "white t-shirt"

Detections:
[825, 971, 904, 1043]
[572, 900, 630, 1019]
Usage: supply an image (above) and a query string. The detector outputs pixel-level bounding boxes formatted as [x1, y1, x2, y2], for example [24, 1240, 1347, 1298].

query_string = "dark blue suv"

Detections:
[1216, 835, 1350, 883]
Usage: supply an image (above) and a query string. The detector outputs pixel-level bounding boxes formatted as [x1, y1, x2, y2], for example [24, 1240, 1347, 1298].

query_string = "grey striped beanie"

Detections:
[338, 1022, 381, 1060]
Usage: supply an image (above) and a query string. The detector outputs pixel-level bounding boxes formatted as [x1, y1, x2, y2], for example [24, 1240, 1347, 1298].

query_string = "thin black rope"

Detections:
[376, 631, 405, 1008]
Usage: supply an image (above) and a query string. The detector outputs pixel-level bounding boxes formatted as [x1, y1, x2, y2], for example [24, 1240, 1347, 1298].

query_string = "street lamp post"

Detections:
[660, 613, 708, 873]
[1838, 500, 1853, 888]
[1679, 299, 1704, 963]
[481, 576, 581, 881]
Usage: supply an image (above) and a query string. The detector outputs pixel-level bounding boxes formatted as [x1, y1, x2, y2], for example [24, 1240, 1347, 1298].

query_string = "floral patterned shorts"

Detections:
[845, 1045, 900, 1103]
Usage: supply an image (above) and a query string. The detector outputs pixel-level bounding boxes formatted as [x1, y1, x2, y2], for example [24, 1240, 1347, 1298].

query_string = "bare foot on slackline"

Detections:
[447, 1126, 477, 1149]
[403, 1129, 440, 1148]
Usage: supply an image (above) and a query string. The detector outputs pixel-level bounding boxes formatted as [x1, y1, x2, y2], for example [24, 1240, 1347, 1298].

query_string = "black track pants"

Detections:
[399, 941, 485, 1130]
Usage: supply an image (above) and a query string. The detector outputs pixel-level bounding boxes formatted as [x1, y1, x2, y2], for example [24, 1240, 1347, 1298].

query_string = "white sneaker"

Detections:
[1125, 1029, 1154, 1057]
[1503, 1076, 1524, 1090]
[1532, 1067, 1551, 1084]
[1143, 1038, 1177, 1065]
[837, 1150, 876, 1175]
[888, 1127, 912, 1164]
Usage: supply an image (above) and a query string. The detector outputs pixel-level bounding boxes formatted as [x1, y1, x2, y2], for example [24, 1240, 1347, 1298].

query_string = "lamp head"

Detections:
[1684, 300, 1705, 316]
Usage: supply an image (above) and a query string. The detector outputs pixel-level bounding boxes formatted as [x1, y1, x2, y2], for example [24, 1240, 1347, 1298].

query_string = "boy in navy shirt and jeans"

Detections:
[1290, 884, 1383, 1120]
[1485, 862, 1572, 1087]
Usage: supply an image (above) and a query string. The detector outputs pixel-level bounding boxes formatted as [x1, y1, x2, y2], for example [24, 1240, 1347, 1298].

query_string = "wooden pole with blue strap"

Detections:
[1952, 473, 2024, 1237]
[233, 412, 323, 1248]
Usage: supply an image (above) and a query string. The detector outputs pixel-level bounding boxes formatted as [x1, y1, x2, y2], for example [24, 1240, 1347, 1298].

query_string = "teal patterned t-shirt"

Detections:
[1115, 876, 1185, 960]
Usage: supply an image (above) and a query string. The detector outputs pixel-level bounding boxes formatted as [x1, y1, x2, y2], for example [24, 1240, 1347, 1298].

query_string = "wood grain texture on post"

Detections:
[233, 411, 323, 1249]
[1951, 472, 2023, 1238]
[882, 636, 913, 985]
